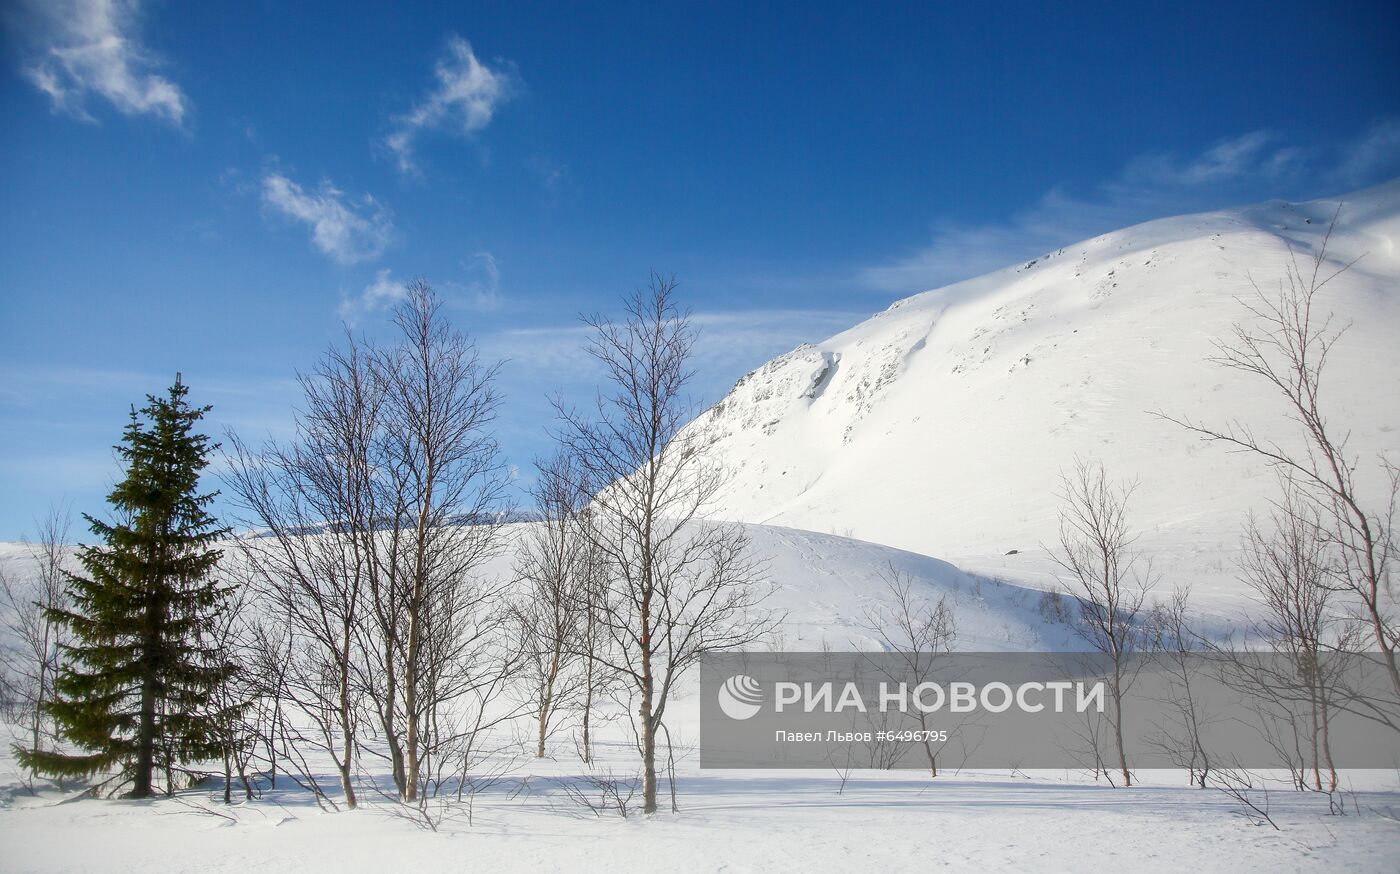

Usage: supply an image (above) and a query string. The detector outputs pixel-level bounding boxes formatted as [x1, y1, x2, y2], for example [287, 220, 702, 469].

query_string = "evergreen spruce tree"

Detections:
[17, 376, 239, 797]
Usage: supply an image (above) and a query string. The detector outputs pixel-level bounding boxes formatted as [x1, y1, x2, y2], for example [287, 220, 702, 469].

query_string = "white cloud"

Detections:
[1331, 118, 1400, 188]
[339, 255, 506, 326]
[261, 172, 394, 265]
[386, 35, 517, 174]
[1111, 130, 1300, 192]
[451, 252, 503, 312]
[18, 0, 187, 126]
[860, 126, 1400, 295]
[338, 269, 407, 327]
[528, 155, 569, 202]
[482, 307, 862, 400]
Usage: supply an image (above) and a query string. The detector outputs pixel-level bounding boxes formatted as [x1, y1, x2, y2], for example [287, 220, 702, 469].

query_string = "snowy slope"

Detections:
[0, 524, 1076, 657]
[708, 523, 1080, 650]
[692, 181, 1400, 604]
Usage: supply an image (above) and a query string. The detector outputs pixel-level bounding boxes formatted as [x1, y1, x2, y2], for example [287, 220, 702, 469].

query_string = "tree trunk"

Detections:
[338, 758, 356, 810]
[386, 719, 407, 796]
[537, 649, 560, 758]
[640, 601, 657, 813]
[1111, 664, 1130, 787]
[403, 540, 425, 801]
[581, 604, 596, 765]
[581, 686, 592, 765]
[640, 700, 657, 814]
[338, 632, 358, 810]
[269, 703, 281, 789]
[640, 561, 657, 814]
[404, 644, 420, 802]
[379, 646, 407, 797]
[1309, 685, 1322, 791]
[131, 593, 160, 799]
[30, 621, 51, 776]
[917, 711, 938, 777]
[1318, 681, 1337, 793]
[403, 467, 435, 803]
[132, 676, 156, 798]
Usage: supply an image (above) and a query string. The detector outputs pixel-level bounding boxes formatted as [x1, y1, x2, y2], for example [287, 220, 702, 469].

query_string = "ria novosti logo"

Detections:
[718, 675, 1107, 720]
[701, 652, 1400, 770]
[718, 675, 763, 720]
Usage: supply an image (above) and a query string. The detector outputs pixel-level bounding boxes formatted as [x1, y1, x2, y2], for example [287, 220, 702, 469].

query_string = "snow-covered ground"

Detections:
[4, 522, 1399, 872]
[4, 753, 1398, 874]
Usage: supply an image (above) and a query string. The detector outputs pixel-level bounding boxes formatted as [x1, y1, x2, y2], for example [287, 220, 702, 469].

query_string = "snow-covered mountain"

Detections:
[693, 181, 1400, 602]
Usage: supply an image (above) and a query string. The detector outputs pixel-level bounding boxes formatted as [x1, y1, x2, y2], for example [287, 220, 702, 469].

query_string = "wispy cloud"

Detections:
[1331, 118, 1400, 188]
[473, 304, 865, 486]
[17, 0, 187, 126]
[445, 252, 504, 312]
[337, 269, 407, 327]
[1110, 130, 1302, 192]
[261, 172, 394, 265]
[528, 155, 570, 203]
[385, 35, 518, 174]
[338, 254, 506, 326]
[860, 124, 1400, 295]
[0, 364, 298, 405]
[482, 307, 863, 401]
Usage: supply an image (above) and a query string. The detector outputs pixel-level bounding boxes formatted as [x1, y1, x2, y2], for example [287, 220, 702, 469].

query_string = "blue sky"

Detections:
[1, 1, 1398, 539]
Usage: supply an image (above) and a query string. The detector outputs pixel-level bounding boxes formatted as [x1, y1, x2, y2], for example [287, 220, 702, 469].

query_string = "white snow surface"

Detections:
[3, 523, 1397, 871]
[3, 764, 1398, 873]
[690, 181, 1400, 610]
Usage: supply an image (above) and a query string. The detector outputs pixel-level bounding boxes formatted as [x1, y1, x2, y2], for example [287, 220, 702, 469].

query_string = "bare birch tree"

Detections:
[223, 336, 384, 809]
[1240, 483, 1343, 792]
[200, 570, 259, 803]
[514, 452, 589, 758]
[860, 563, 957, 777]
[227, 280, 511, 807]
[572, 505, 617, 765]
[375, 280, 511, 801]
[1051, 458, 1150, 787]
[1145, 585, 1213, 788]
[1157, 214, 1399, 700]
[555, 275, 779, 813]
[0, 507, 71, 781]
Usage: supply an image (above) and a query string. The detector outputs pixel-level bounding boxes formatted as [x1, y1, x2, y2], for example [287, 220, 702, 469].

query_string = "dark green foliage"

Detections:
[16, 376, 240, 797]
